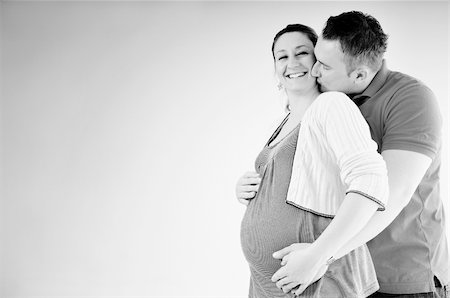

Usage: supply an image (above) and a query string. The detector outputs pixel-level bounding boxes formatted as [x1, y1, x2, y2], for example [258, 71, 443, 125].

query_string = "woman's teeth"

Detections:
[287, 72, 306, 79]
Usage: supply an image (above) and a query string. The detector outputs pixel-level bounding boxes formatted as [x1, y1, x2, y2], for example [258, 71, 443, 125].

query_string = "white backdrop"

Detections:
[1, 1, 448, 297]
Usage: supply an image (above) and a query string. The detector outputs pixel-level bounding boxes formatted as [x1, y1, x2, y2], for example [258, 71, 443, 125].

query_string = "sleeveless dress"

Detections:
[240, 115, 379, 298]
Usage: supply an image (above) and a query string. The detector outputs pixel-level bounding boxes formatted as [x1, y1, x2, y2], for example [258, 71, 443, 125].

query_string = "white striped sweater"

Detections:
[286, 91, 389, 217]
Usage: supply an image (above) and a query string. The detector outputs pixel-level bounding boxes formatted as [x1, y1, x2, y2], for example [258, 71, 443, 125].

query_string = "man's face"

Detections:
[311, 37, 354, 94]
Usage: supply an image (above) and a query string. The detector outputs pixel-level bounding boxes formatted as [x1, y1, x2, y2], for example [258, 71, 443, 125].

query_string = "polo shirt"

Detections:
[353, 60, 449, 294]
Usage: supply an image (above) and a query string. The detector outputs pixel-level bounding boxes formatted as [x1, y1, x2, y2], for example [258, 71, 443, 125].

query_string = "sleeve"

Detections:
[382, 84, 442, 159]
[316, 92, 389, 210]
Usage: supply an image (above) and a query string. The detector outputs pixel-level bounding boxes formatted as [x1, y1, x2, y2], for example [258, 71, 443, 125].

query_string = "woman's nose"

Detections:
[287, 56, 301, 67]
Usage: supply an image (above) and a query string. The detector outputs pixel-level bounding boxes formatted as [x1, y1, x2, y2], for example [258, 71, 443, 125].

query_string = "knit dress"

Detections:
[240, 115, 379, 298]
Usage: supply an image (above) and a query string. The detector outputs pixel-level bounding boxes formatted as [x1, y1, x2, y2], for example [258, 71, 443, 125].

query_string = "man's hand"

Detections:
[272, 243, 328, 295]
[235, 171, 261, 206]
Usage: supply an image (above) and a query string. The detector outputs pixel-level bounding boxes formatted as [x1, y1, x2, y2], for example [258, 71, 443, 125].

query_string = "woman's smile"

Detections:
[286, 71, 307, 79]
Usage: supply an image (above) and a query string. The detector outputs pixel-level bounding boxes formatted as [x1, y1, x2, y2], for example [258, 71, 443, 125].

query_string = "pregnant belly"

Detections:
[240, 194, 307, 276]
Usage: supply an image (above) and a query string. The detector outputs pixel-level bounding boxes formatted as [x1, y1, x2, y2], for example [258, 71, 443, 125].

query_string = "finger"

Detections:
[294, 280, 311, 296]
[239, 185, 259, 193]
[238, 198, 249, 206]
[282, 281, 300, 293]
[271, 266, 287, 282]
[240, 185, 260, 192]
[273, 245, 294, 259]
[290, 284, 300, 294]
[237, 191, 255, 199]
[238, 191, 256, 199]
[242, 177, 262, 185]
[236, 174, 258, 192]
[294, 285, 307, 296]
[275, 276, 292, 289]
[281, 254, 290, 266]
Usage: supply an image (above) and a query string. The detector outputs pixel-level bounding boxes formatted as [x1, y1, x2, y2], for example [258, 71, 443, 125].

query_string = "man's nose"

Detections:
[311, 62, 320, 77]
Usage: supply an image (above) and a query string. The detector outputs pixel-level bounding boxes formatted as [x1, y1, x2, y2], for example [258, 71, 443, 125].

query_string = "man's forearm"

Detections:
[333, 199, 403, 260]
[333, 150, 432, 260]
[310, 193, 379, 263]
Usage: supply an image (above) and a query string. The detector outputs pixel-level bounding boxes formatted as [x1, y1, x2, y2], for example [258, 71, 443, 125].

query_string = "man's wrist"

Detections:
[310, 241, 336, 266]
[325, 256, 336, 266]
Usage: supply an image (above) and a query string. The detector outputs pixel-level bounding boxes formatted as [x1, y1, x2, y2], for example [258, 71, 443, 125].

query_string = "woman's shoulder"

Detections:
[304, 92, 362, 127]
[310, 91, 359, 115]
[314, 91, 353, 106]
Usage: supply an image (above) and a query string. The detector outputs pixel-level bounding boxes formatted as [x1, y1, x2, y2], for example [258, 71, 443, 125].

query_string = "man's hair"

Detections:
[322, 11, 388, 73]
[272, 24, 318, 60]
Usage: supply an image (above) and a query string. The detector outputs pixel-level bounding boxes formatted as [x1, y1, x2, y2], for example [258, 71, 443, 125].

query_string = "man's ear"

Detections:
[350, 66, 369, 84]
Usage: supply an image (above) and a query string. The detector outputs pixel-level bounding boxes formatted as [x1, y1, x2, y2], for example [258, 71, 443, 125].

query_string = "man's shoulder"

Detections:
[379, 70, 442, 134]
[385, 70, 433, 95]
[370, 70, 436, 109]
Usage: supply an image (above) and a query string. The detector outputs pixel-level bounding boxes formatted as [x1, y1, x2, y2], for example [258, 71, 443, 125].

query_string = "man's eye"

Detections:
[278, 56, 287, 60]
[320, 62, 330, 70]
[296, 52, 308, 56]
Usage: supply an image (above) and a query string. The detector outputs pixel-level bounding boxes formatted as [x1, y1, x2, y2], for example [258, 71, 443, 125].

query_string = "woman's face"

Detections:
[273, 32, 317, 93]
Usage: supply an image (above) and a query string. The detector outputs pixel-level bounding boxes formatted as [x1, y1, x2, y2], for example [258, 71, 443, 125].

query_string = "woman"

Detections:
[237, 24, 388, 297]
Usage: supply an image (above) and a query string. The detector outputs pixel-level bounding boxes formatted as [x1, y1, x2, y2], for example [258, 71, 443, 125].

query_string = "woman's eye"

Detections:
[296, 52, 308, 56]
[278, 56, 287, 61]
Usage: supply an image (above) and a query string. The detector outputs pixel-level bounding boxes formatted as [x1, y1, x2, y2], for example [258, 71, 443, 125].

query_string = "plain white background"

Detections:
[0, 1, 448, 297]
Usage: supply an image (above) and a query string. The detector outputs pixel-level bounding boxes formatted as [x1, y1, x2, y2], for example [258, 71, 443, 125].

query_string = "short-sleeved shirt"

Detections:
[352, 60, 449, 294]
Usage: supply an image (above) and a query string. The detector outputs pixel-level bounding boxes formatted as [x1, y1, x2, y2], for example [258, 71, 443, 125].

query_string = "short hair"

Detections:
[272, 24, 318, 60]
[322, 11, 388, 73]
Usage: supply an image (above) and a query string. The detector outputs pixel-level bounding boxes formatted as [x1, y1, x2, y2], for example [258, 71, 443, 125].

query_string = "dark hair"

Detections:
[322, 11, 388, 72]
[272, 24, 318, 60]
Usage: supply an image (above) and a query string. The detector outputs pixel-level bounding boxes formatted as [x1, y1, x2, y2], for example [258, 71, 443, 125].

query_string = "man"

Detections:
[271, 11, 449, 297]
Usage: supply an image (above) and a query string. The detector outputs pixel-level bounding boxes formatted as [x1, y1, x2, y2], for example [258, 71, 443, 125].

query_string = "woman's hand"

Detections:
[235, 171, 261, 206]
[271, 243, 328, 295]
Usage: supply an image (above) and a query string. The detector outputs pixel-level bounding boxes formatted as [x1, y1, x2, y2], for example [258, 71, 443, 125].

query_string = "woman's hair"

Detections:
[271, 24, 318, 60]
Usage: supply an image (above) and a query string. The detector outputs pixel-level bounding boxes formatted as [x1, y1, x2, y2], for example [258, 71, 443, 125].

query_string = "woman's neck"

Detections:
[286, 87, 321, 120]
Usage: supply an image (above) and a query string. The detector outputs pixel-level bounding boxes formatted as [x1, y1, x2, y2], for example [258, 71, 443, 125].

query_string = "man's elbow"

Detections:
[384, 188, 414, 218]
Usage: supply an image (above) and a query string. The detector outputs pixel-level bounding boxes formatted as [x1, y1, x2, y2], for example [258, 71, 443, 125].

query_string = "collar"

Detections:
[351, 60, 390, 106]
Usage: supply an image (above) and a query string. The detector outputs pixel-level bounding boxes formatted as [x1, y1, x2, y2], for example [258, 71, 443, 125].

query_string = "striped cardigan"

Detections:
[285, 91, 389, 217]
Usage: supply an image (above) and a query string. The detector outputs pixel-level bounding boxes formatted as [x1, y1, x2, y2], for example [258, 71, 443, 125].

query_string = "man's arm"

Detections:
[333, 149, 431, 260]
[272, 192, 379, 294]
